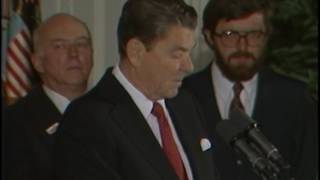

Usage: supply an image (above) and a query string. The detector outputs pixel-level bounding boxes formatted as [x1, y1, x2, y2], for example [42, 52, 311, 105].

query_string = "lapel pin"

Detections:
[46, 122, 59, 135]
[200, 138, 212, 151]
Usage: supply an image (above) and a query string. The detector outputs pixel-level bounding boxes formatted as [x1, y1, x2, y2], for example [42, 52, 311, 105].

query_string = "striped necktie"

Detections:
[230, 82, 244, 112]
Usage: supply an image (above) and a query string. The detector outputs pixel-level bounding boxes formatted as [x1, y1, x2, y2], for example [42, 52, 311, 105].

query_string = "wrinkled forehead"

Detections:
[215, 12, 266, 33]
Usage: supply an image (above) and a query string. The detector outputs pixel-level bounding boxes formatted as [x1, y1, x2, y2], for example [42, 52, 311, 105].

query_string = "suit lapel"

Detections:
[166, 97, 206, 180]
[94, 69, 177, 180]
[24, 86, 62, 150]
[27, 87, 62, 135]
[252, 69, 274, 123]
[112, 103, 177, 180]
[203, 65, 223, 120]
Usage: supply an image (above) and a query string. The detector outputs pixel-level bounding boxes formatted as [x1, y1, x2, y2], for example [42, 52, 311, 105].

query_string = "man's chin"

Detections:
[222, 65, 258, 81]
[231, 70, 256, 81]
[165, 89, 179, 99]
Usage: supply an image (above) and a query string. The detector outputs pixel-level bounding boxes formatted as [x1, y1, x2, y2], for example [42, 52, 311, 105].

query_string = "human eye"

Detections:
[170, 48, 188, 60]
[52, 41, 66, 49]
[248, 30, 265, 39]
[221, 30, 238, 39]
[76, 38, 90, 48]
[171, 51, 183, 59]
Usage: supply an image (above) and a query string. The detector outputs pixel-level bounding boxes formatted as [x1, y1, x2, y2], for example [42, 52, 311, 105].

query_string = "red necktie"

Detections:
[230, 82, 244, 112]
[152, 102, 188, 180]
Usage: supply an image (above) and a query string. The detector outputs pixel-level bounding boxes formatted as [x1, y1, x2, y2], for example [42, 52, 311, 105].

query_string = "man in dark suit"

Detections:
[3, 13, 93, 180]
[54, 0, 219, 180]
[183, 0, 318, 179]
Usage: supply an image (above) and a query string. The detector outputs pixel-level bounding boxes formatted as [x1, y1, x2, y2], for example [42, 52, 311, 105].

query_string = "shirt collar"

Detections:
[113, 65, 163, 119]
[211, 62, 233, 102]
[42, 85, 70, 114]
[242, 73, 258, 98]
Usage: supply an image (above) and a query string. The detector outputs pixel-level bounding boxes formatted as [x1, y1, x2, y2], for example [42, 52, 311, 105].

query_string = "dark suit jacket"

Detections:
[4, 86, 62, 180]
[54, 68, 219, 180]
[183, 64, 318, 180]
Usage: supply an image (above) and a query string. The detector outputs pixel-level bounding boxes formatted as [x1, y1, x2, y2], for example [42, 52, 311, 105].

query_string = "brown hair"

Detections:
[117, 0, 197, 58]
[202, 0, 273, 33]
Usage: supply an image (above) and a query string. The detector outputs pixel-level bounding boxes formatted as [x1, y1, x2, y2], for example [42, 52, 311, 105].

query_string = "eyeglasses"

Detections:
[214, 30, 267, 47]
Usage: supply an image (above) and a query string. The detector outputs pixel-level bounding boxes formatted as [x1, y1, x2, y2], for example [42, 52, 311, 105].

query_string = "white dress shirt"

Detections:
[112, 65, 194, 180]
[211, 62, 258, 119]
[43, 85, 71, 114]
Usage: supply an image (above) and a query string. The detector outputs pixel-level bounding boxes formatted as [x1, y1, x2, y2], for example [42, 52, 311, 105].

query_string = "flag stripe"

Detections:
[5, 80, 22, 97]
[10, 37, 32, 74]
[20, 28, 32, 49]
[6, 69, 29, 95]
[6, 59, 31, 91]
[7, 51, 31, 82]
[14, 33, 31, 60]
[7, 44, 32, 77]
[6, 75, 23, 97]
[10, 40, 31, 72]
[2, 0, 40, 103]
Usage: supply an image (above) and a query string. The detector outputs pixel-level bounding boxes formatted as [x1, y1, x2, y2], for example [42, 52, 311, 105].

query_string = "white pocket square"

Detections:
[200, 138, 211, 151]
[46, 122, 59, 135]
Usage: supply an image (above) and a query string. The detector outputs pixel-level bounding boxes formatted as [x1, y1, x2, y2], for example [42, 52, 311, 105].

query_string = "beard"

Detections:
[215, 50, 265, 82]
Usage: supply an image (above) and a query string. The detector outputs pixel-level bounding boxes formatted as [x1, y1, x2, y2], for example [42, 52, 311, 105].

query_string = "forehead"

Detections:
[41, 16, 89, 41]
[215, 12, 266, 32]
[156, 25, 195, 49]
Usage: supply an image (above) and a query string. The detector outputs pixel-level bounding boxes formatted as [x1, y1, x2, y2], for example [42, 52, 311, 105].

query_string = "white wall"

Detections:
[40, 0, 212, 88]
[185, 0, 213, 72]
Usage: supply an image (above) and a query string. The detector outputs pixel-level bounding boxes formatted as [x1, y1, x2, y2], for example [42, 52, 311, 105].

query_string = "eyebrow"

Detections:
[171, 42, 197, 52]
[51, 36, 90, 42]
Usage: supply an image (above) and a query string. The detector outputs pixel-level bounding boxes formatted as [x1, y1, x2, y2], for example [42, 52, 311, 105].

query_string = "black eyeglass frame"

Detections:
[213, 30, 268, 47]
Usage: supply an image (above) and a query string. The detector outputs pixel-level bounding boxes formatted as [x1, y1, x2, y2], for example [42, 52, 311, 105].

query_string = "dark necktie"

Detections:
[230, 82, 244, 112]
[152, 102, 188, 180]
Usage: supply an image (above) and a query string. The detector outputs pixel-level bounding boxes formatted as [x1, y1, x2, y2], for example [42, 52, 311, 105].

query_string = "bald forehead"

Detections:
[32, 14, 91, 54]
[39, 14, 89, 36]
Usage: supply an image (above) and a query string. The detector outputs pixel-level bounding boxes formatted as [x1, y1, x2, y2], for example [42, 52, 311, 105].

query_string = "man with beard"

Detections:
[183, 0, 318, 179]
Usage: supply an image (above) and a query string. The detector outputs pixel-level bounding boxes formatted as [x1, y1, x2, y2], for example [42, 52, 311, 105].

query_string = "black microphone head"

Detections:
[216, 120, 242, 144]
[229, 109, 255, 129]
[216, 110, 254, 144]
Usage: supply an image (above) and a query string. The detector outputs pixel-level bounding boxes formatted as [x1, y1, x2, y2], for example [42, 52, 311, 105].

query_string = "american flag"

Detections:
[2, 0, 41, 105]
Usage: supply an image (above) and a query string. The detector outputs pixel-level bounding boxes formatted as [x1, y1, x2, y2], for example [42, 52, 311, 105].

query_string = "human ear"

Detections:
[31, 53, 45, 73]
[203, 29, 215, 46]
[126, 38, 146, 67]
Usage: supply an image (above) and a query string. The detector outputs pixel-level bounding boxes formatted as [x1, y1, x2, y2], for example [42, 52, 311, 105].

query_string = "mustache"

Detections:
[230, 51, 255, 59]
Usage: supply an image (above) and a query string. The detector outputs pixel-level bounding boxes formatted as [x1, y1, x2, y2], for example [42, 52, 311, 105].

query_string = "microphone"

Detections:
[216, 117, 278, 179]
[229, 110, 291, 171]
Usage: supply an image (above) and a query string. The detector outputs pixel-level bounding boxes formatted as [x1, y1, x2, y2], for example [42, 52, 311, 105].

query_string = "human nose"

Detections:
[181, 55, 194, 74]
[237, 35, 249, 51]
[67, 43, 79, 57]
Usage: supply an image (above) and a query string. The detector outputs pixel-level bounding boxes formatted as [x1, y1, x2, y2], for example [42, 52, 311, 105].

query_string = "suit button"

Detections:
[236, 160, 242, 165]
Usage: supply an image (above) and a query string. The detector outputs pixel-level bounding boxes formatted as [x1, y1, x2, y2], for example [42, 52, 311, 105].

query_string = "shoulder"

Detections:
[169, 88, 205, 120]
[258, 68, 316, 111]
[260, 68, 309, 95]
[59, 88, 114, 132]
[171, 88, 197, 105]
[183, 65, 211, 86]
[4, 87, 45, 117]
[66, 87, 113, 116]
